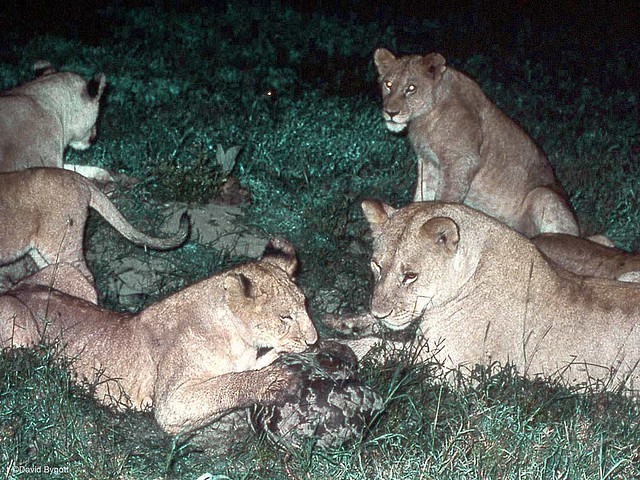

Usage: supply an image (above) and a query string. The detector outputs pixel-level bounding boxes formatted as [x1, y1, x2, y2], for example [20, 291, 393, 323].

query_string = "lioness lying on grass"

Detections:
[332, 200, 640, 393]
[0, 240, 318, 435]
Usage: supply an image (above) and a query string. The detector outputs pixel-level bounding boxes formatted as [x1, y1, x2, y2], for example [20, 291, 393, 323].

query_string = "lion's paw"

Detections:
[260, 365, 302, 405]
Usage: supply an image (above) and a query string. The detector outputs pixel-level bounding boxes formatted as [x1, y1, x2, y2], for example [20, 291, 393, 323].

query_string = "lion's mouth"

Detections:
[381, 312, 415, 331]
[383, 320, 413, 331]
[384, 120, 408, 133]
[381, 298, 431, 332]
[69, 139, 92, 150]
[275, 342, 309, 354]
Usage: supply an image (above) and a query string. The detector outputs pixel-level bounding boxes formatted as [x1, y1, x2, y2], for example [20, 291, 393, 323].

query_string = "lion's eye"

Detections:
[278, 315, 294, 335]
[384, 80, 392, 89]
[406, 84, 416, 94]
[280, 314, 294, 324]
[402, 272, 418, 285]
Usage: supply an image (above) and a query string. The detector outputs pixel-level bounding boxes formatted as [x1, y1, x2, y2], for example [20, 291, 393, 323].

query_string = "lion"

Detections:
[333, 200, 640, 392]
[0, 239, 318, 435]
[373, 48, 579, 237]
[0, 61, 114, 182]
[0, 168, 189, 284]
[532, 233, 640, 283]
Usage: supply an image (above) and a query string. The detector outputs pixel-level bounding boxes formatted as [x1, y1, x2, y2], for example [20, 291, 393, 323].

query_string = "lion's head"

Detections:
[29, 61, 107, 151]
[224, 239, 318, 354]
[361, 200, 493, 331]
[373, 48, 447, 133]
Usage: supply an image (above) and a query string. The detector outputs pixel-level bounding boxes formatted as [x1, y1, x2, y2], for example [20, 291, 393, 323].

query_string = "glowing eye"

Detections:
[384, 80, 392, 89]
[402, 272, 418, 285]
[406, 84, 416, 94]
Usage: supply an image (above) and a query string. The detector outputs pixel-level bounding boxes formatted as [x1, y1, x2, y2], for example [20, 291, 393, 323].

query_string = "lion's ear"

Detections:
[32, 60, 56, 78]
[361, 199, 396, 227]
[422, 53, 447, 82]
[87, 73, 107, 100]
[374, 48, 396, 77]
[420, 217, 459, 254]
[223, 273, 255, 300]
[261, 238, 298, 279]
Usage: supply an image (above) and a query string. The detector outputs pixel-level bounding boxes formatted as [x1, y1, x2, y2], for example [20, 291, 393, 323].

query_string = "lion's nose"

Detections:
[371, 307, 393, 320]
[384, 108, 400, 119]
[306, 328, 318, 346]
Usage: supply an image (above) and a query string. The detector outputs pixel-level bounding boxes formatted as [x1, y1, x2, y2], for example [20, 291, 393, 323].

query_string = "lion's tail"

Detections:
[87, 183, 190, 250]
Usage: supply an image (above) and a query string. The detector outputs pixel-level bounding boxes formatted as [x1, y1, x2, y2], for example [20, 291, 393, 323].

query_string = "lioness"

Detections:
[0, 61, 113, 182]
[373, 48, 579, 237]
[0, 240, 318, 435]
[0, 168, 189, 283]
[533, 233, 640, 283]
[339, 200, 640, 392]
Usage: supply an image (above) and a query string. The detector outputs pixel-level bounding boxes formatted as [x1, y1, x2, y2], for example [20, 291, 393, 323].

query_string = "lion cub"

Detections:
[0, 239, 318, 435]
[0, 61, 113, 182]
[374, 48, 579, 237]
[0, 168, 189, 283]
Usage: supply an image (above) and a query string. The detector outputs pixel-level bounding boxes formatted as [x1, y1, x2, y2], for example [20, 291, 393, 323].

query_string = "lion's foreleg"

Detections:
[414, 157, 438, 202]
[154, 366, 298, 435]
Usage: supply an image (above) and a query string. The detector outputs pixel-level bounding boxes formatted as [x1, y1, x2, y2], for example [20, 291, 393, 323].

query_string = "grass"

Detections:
[1, 0, 640, 478]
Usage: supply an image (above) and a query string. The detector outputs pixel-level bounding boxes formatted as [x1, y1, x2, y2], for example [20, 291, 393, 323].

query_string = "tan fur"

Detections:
[0, 242, 318, 434]
[533, 233, 640, 283]
[15, 263, 98, 304]
[373, 48, 578, 237]
[0, 62, 113, 182]
[346, 200, 640, 392]
[0, 168, 189, 283]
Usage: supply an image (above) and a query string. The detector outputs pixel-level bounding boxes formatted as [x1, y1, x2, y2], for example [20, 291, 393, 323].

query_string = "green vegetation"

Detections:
[1, 1, 639, 478]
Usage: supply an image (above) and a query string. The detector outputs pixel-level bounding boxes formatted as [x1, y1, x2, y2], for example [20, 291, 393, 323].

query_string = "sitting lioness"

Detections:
[0, 61, 113, 182]
[338, 200, 640, 392]
[373, 48, 578, 237]
[0, 239, 318, 434]
[532, 233, 640, 283]
[0, 168, 189, 283]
